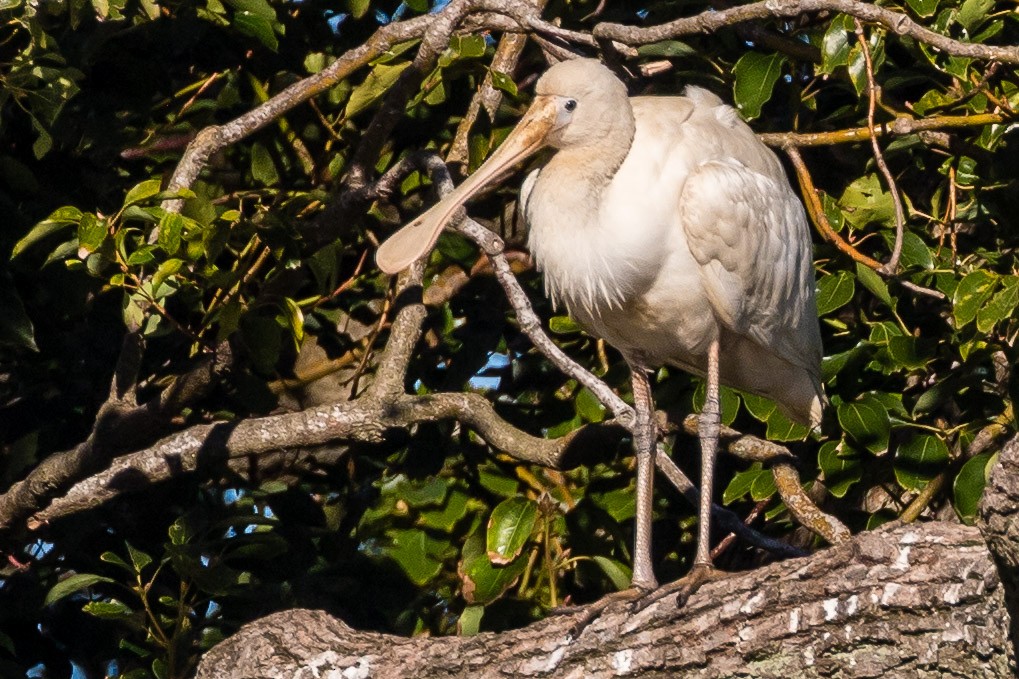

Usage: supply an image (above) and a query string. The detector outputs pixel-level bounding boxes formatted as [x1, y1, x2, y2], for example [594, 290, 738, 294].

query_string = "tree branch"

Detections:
[194, 521, 1014, 678]
[591, 0, 1019, 64]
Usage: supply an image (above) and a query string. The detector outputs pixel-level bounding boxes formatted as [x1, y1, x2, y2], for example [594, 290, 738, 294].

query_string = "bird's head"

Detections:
[375, 58, 632, 274]
[533, 58, 631, 149]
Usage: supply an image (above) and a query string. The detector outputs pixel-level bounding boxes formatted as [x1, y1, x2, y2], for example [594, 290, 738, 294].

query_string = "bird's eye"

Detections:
[564, 99, 577, 112]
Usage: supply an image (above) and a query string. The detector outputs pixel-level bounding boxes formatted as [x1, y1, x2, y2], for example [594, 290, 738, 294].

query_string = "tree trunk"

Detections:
[196, 438, 1019, 678]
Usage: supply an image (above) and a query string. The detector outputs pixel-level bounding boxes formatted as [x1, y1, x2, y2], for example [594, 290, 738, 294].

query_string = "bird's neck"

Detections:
[525, 115, 641, 319]
[543, 119, 635, 200]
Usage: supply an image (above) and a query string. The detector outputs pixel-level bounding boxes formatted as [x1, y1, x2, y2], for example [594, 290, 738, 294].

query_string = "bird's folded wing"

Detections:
[680, 159, 822, 376]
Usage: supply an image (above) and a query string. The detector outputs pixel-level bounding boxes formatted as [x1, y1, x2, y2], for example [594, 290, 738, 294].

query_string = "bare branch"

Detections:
[591, 0, 1019, 64]
[29, 392, 588, 526]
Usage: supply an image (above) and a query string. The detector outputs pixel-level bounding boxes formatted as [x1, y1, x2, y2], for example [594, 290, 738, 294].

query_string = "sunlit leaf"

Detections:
[732, 52, 786, 120]
[816, 270, 855, 315]
[486, 497, 538, 565]
[953, 269, 997, 328]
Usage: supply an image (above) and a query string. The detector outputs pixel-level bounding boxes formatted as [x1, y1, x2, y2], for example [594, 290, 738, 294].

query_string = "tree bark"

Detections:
[196, 522, 1015, 677]
[196, 437, 1019, 678]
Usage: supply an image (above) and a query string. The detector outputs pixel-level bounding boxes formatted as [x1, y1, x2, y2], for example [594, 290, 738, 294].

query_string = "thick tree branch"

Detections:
[195, 521, 1014, 678]
[28, 391, 590, 526]
[0, 343, 232, 537]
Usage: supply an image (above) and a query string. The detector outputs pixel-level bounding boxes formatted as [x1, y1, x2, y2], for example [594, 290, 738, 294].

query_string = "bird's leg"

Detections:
[633, 338, 723, 612]
[629, 362, 660, 590]
[694, 337, 721, 571]
[561, 363, 659, 639]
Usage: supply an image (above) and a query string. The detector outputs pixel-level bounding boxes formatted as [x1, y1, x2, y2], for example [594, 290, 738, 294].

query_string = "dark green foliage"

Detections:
[1, 0, 1017, 676]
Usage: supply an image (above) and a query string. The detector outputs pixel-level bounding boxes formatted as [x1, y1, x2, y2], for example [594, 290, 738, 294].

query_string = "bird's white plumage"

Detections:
[523, 76, 823, 425]
[375, 58, 825, 588]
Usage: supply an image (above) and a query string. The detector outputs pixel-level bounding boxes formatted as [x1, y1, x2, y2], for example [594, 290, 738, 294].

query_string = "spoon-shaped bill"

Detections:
[375, 96, 559, 274]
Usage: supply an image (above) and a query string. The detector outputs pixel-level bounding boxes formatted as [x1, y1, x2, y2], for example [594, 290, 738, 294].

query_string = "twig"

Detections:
[785, 145, 946, 300]
[590, 0, 1019, 64]
[679, 415, 851, 545]
[759, 112, 1009, 147]
[784, 146, 883, 270]
[854, 19, 905, 275]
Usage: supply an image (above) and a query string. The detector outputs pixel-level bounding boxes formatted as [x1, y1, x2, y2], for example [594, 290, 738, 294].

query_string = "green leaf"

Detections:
[749, 470, 777, 501]
[576, 387, 606, 423]
[345, 0, 369, 19]
[390, 475, 448, 508]
[839, 174, 894, 230]
[100, 551, 134, 573]
[591, 556, 631, 591]
[76, 213, 106, 255]
[234, 11, 279, 50]
[223, 0, 276, 22]
[906, 0, 939, 18]
[855, 262, 893, 307]
[461, 551, 526, 605]
[549, 316, 582, 334]
[385, 528, 443, 585]
[127, 543, 153, 574]
[818, 440, 862, 498]
[0, 283, 39, 351]
[819, 14, 854, 75]
[45, 573, 117, 606]
[83, 599, 135, 620]
[953, 452, 995, 523]
[450, 35, 486, 59]
[887, 335, 929, 371]
[477, 464, 519, 497]
[489, 70, 517, 97]
[457, 604, 484, 636]
[486, 497, 538, 565]
[12, 207, 82, 257]
[953, 269, 997, 328]
[250, 142, 279, 186]
[152, 259, 183, 292]
[345, 62, 411, 118]
[157, 212, 185, 255]
[881, 230, 934, 271]
[590, 485, 635, 522]
[722, 465, 768, 504]
[732, 52, 786, 120]
[816, 270, 855, 315]
[976, 275, 1019, 333]
[894, 434, 950, 491]
[636, 40, 696, 58]
[741, 393, 809, 441]
[122, 179, 163, 208]
[693, 383, 740, 427]
[419, 487, 470, 531]
[957, 0, 993, 33]
[837, 394, 891, 454]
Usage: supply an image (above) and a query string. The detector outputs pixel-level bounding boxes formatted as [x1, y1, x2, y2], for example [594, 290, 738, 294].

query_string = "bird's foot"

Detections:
[558, 583, 656, 640]
[631, 563, 721, 614]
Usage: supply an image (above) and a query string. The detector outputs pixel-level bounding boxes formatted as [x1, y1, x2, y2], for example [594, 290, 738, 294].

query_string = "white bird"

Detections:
[377, 58, 823, 596]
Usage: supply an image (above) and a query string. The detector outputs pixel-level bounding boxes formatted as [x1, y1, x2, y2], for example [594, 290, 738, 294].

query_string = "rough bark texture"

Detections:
[196, 521, 1014, 678]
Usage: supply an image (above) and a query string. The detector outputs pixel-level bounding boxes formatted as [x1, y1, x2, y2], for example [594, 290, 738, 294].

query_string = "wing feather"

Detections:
[680, 158, 822, 379]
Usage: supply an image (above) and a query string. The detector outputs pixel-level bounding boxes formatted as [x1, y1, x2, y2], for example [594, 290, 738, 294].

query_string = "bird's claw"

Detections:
[631, 563, 721, 614]
[565, 585, 654, 640]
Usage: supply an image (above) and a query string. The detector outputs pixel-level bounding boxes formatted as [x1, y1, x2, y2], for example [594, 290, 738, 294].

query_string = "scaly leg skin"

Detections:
[629, 361, 660, 591]
[565, 363, 660, 639]
[633, 338, 723, 613]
